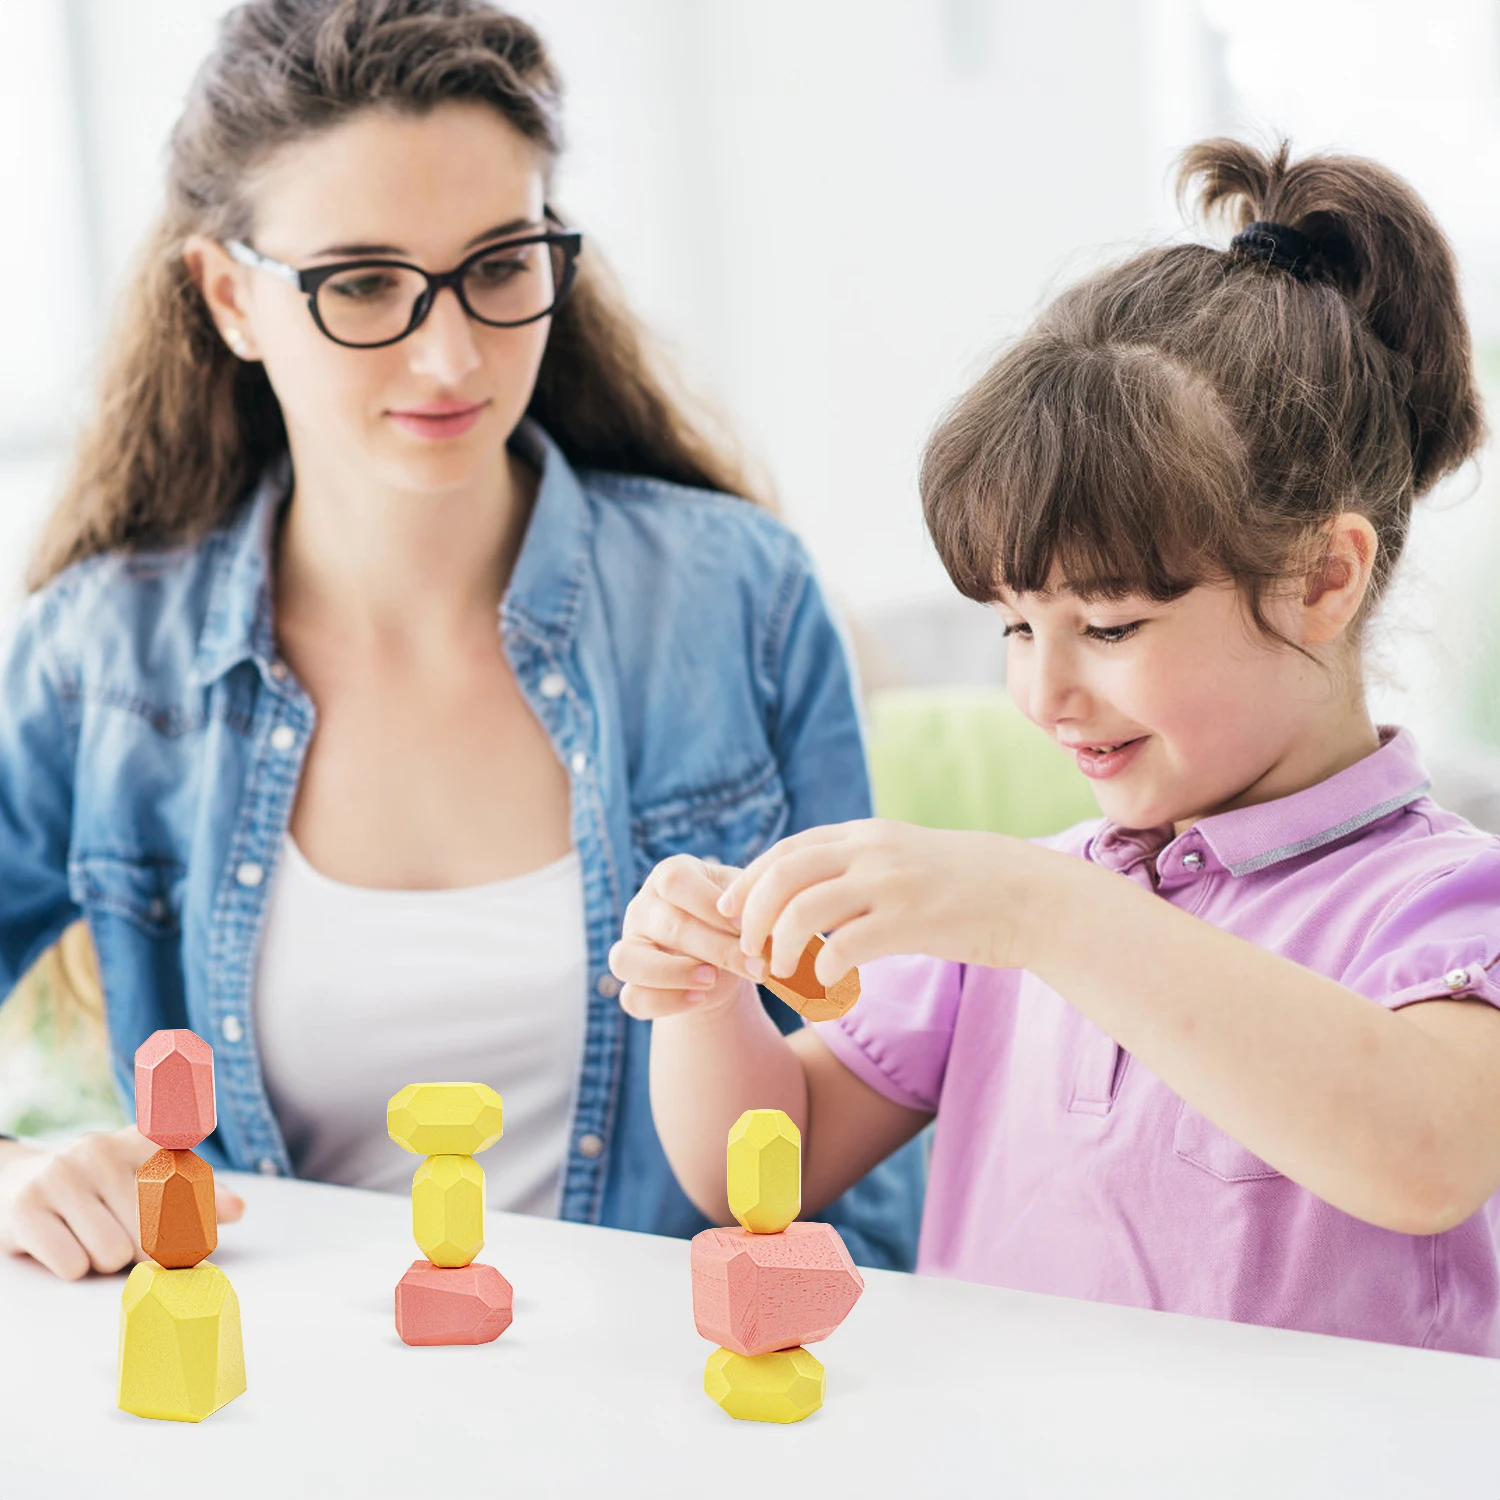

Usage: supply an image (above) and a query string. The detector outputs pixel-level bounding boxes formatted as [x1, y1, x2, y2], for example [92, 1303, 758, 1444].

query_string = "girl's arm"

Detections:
[611, 856, 930, 1224]
[720, 821, 1500, 1237]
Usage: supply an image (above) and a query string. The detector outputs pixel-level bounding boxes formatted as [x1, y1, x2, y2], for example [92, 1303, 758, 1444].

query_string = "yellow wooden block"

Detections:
[412, 1154, 485, 1267]
[704, 1346, 825, 1423]
[118, 1261, 245, 1422]
[727, 1108, 801, 1234]
[387, 1082, 504, 1157]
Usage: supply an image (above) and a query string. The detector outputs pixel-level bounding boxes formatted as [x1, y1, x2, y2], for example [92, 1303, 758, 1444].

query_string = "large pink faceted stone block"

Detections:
[691, 1221, 865, 1357]
[395, 1260, 514, 1346]
[134, 1030, 216, 1151]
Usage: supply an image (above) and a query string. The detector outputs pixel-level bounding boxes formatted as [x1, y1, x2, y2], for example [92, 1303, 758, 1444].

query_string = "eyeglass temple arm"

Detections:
[225, 239, 302, 286]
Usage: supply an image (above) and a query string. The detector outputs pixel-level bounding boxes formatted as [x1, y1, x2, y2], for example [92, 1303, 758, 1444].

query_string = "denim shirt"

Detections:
[0, 422, 923, 1269]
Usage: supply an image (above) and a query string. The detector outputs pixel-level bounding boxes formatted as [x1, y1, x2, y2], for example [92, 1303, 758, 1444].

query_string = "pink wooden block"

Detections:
[395, 1260, 514, 1346]
[691, 1221, 865, 1357]
[134, 1030, 216, 1150]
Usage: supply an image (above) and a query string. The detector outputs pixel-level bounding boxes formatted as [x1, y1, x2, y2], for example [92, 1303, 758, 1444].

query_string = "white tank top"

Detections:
[252, 837, 587, 1216]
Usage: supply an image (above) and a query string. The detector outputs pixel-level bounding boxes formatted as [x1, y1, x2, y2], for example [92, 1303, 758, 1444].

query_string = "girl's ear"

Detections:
[182, 235, 262, 360]
[1300, 513, 1378, 646]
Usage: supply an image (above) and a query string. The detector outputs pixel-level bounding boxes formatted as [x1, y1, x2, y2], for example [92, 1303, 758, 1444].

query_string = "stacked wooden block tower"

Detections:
[118, 1029, 246, 1423]
[387, 1082, 514, 1345]
[691, 1108, 865, 1424]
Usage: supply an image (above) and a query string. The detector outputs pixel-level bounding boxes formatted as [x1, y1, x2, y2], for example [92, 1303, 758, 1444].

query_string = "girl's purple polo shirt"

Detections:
[818, 728, 1500, 1354]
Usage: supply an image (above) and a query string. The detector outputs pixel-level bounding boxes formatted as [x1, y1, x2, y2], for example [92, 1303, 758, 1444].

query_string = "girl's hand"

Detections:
[0, 1126, 246, 1281]
[717, 819, 1050, 985]
[610, 854, 769, 1020]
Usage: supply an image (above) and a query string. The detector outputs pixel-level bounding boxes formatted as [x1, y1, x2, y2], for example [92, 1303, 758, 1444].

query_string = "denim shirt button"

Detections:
[596, 973, 621, 999]
[256, 1158, 279, 1176]
[236, 862, 265, 888]
[570, 751, 588, 775]
[270, 725, 296, 752]
[220, 1015, 244, 1044]
[540, 673, 566, 699]
[269, 661, 289, 681]
[578, 1133, 605, 1159]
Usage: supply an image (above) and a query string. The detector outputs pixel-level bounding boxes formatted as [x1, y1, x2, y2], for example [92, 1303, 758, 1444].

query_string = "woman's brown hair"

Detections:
[921, 139, 1486, 644]
[31, 0, 764, 588]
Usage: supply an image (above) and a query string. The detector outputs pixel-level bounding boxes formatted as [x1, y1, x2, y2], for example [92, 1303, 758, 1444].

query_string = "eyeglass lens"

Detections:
[314, 240, 566, 345]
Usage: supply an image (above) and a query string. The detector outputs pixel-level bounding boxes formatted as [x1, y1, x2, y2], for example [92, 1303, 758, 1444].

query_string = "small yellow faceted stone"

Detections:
[704, 1346, 825, 1423]
[118, 1261, 245, 1423]
[413, 1154, 486, 1267]
[727, 1108, 801, 1234]
[388, 1082, 504, 1157]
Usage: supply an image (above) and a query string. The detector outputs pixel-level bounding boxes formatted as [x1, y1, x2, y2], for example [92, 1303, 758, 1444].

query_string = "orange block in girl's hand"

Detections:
[760, 936, 860, 1022]
[135, 1030, 216, 1150]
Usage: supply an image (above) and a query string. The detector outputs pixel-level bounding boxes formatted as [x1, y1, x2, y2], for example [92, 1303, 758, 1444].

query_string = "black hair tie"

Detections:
[1230, 220, 1317, 279]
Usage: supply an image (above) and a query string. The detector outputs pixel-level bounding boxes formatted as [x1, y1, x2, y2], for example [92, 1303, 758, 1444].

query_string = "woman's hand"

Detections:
[0, 1127, 245, 1281]
[717, 819, 1056, 985]
[609, 854, 769, 1020]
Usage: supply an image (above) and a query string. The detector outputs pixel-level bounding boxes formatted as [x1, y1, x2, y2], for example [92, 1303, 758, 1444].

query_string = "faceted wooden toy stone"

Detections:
[387, 1082, 503, 1157]
[691, 1221, 865, 1357]
[412, 1154, 485, 1268]
[118, 1261, 245, 1422]
[137, 1149, 216, 1269]
[135, 1029, 216, 1150]
[704, 1346, 825, 1424]
[761, 935, 860, 1023]
[395, 1260, 514, 1346]
[727, 1108, 801, 1234]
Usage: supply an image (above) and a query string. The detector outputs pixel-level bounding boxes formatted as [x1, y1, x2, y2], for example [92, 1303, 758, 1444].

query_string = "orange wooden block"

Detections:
[137, 1150, 217, 1269]
[394, 1260, 514, 1346]
[691, 1221, 864, 1357]
[761, 936, 860, 1022]
[135, 1030, 216, 1150]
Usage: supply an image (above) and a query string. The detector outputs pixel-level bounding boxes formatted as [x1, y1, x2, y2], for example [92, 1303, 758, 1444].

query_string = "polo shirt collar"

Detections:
[1088, 727, 1432, 879]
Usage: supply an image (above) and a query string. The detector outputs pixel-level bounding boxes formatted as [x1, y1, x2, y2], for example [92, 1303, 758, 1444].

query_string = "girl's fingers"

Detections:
[716, 824, 849, 922]
[631, 899, 762, 981]
[619, 982, 708, 1020]
[812, 915, 890, 984]
[215, 1187, 246, 1225]
[79, 1135, 146, 1258]
[12, 1203, 90, 1282]
[737, 844, 855, 966]
[609, 937, 720, 994]
[766, 880, 872, 982]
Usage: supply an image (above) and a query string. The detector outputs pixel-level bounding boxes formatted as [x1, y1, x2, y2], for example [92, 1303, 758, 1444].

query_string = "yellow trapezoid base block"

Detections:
[387, 1082, 503, 1157]
[412, 1154, 485, 1267]
[727, 1108, 801, 1234]
[704, 1345, 825, 1423]
[118, 1261, 245, 1423]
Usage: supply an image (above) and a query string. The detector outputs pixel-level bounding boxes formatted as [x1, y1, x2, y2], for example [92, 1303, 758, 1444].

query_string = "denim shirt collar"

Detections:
[190, 420, 590, 685]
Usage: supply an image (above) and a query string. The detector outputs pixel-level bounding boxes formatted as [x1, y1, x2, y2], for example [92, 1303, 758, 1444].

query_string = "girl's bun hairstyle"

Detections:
[921, 138, 1486, 643]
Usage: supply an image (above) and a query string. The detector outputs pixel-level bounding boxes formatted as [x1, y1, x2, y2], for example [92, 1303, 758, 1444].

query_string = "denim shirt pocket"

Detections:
[1173, 1099, 1283, 1182]
[68, 854, 184, 939]
[631, 758, 789, 881]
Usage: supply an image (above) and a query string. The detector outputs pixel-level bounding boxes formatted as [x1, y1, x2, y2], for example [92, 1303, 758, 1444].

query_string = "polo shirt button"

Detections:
[540, 673, 567, 699]
[570, 752, 588, 775]
[256, 1158, 279, 1176]
[270, 725, 296, 752]
[236, 862, 265, 888]
[578, 1133, 605, 1159]
[1182, 852, 1204, 871]
[220, 1015, 244, 1044]
[596, 973, 621, 998]
[1445, 968, 1470, 991]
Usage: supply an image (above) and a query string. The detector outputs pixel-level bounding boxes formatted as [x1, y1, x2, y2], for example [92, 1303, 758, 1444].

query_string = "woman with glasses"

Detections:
[0, 0, 922, 1279]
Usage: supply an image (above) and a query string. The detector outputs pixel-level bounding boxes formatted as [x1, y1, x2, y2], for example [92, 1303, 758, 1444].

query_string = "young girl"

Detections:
[0, 0, 922, 1279]
[611, 140, 1500, 1355]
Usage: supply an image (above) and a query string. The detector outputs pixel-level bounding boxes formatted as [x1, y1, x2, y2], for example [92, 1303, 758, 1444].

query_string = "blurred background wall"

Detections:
[3, 0, 1499, 760]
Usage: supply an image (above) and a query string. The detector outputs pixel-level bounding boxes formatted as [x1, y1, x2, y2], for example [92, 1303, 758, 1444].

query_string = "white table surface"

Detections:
[3, 1172, 1500, 1499]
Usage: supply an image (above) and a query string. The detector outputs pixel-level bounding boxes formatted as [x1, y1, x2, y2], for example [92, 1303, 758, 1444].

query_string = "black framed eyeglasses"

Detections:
[225, 213, 583, 349]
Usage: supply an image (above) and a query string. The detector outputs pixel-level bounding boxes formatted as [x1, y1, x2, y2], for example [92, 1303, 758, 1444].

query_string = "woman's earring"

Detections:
[224, 328, 250, 357]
